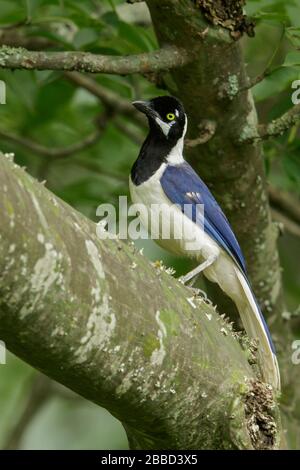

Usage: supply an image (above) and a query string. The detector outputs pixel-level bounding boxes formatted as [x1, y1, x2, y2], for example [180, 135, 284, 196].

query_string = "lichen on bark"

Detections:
[0, 151, 281, 449]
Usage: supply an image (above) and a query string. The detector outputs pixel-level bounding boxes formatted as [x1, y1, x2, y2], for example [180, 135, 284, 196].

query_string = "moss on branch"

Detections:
[0, 45, 190, 74]
[0, 151, 280, 449]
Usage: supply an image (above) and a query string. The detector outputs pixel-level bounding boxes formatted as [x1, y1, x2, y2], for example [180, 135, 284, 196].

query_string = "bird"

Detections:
[129, 95, 280, 392]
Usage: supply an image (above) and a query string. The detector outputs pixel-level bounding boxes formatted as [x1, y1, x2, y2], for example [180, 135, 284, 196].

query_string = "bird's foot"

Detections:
[179, 255, 217, 285]
[179, 274, 198, 287]
[183, 286, 209, 301]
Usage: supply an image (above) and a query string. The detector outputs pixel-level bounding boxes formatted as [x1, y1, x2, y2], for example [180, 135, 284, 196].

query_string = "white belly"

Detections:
[129, 167, 244, 305]
[129, 166, 220, 261]
[129, 165, 280, 389]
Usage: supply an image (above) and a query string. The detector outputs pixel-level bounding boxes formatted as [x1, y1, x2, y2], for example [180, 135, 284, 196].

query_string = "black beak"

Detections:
[132, 100, 158, 120]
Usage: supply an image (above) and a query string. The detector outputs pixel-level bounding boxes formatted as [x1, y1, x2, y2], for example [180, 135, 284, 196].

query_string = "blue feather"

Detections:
[160, 162, 276, 353]
[160, 162, 247, 273]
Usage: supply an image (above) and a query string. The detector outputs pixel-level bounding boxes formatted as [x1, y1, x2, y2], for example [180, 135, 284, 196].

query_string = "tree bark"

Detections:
[146, 0, 283, 321]
[0, 152, 280, 449]
[0, 45, 190, 74]
[144, 0, 300, 446]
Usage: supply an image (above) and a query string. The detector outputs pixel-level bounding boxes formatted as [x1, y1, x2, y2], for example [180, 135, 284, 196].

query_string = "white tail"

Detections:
[233, 266, 281, 391]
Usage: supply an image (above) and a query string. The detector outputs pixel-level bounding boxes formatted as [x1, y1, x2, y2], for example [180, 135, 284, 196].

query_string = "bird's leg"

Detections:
[179, 254, 217, 285]
[186, 273, 200, 288]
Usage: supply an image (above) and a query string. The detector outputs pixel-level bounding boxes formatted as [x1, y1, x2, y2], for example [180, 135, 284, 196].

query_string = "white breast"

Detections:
[129, 163, 219, 260]
[129, 163, 246, 322]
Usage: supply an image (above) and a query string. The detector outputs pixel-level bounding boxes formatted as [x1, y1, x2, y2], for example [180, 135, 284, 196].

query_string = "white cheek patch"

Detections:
[175, 109, 179, 117]
[183, 117, 187, 138]
[155, 117, 171, 136]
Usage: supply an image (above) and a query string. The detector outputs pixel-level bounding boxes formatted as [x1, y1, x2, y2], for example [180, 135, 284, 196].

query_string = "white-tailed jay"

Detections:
[129, 95, 280, 391]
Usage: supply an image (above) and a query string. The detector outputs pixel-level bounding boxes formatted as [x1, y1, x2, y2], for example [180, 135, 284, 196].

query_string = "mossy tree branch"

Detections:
[238, 104, 300, 143]
[0, 152, 280, 449]
[0, 45, 190, 74]
[257, 104, 300, 141]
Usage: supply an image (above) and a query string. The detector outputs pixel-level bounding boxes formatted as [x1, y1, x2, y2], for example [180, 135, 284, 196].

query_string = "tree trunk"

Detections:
[146, 0, 300, 446]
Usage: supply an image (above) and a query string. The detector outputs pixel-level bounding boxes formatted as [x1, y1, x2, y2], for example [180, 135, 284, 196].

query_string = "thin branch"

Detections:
[240, 69, 273, 92]
[3, 375, 53, 450]
[0, 115, 140, 181]
[0, 119, 141, 168]
[0, 122, 130, 183]
[240, 27, 285, 92]
[0, 19, 29, 31]
[0, 45, 190, 74]
[71, 155, 128, 183]
[0, 128, 102, 159]
[64, 71, 146, 127]
[269, 186, 300, 225]
[258, 104, 300, 140]
[114, 120, 143, 146]
[0, 29, 55, 50]
[185, 119, 216, 147]
[240, 104, 300, 143]
[271, 207, 300, 238]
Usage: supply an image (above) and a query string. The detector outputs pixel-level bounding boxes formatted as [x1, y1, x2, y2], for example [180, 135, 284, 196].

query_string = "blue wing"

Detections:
[160, 162, 247, 274]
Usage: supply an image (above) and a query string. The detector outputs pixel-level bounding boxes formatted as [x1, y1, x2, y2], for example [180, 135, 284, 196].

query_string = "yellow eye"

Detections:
[166, 113, 175, 121]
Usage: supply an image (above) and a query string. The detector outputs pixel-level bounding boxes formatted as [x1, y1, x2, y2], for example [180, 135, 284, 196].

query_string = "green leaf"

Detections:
[0, 354, 35, 447]
[117, 21, 154, 52]
[97, 75, 134, 99]
[283, 51, 300, 68]
[253, 11, 289, 22]
[34, 79, 75, 123]
[25, 0, 43, 20]
[283, 153, 300, 190]
[0, 0, 26, 25]
[4, 70, 38, 114]
[101, 11, 119, 28]
[29, 27, 75, 48]
[253, 66, 300, 102]
[73, 28, 99, 49]
[286, 27, 300, 48]
[246, 0, 295, 16]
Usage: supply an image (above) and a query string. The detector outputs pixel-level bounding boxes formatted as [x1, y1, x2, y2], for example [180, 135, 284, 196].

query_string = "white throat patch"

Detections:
[155, 116, 172, 136]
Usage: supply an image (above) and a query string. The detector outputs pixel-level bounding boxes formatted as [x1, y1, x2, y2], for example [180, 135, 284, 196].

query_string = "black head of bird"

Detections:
[131, 95, 187, 185]
[133, 95, 186, 144]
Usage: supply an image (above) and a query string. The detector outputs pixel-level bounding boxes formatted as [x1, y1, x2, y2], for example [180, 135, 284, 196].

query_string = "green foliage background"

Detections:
[0, 0, 300, 449]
